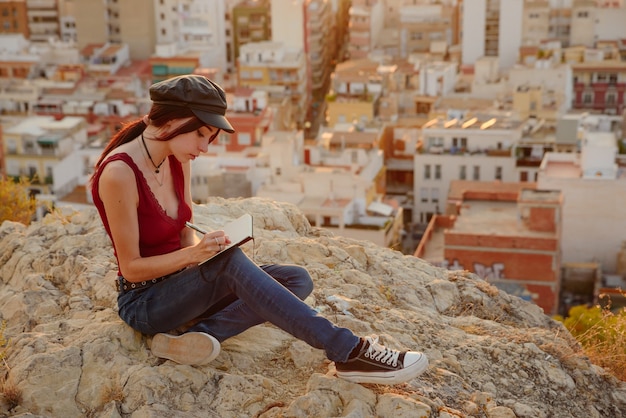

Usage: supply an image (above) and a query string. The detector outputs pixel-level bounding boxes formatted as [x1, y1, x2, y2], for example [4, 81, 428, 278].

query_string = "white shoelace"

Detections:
[363, 335, 400, 367]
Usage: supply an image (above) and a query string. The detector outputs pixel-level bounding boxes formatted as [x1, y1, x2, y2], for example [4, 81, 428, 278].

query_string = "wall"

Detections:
[444, 233, 560, 313]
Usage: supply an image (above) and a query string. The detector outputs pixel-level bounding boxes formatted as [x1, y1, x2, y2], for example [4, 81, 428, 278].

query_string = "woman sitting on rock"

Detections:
[90, 74, 428, 385]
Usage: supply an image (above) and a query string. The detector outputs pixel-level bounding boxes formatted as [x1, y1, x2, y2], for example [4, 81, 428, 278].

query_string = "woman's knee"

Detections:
[288, 265, 314, 300]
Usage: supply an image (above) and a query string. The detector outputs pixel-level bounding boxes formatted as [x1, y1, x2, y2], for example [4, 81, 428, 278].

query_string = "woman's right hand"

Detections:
[193, 231, 231, 261]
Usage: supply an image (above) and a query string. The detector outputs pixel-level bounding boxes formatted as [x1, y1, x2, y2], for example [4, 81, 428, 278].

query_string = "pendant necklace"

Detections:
[141, 133, 165, 173]
[139, 134, 166, 187]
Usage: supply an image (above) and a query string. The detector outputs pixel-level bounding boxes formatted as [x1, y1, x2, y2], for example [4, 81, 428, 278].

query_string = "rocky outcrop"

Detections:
[1, 197, 625, 417]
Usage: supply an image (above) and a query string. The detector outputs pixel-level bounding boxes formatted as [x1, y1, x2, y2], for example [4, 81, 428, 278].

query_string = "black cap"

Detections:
[149, 75, 235, 133]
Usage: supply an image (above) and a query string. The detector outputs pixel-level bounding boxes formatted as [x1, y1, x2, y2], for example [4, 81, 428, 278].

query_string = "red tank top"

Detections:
[91, 153, 192, 277]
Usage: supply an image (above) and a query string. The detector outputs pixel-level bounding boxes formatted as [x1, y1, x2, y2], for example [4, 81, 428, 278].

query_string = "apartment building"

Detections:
[398, 4, 458, 58]
[26, 0, 60, 43]
[325, 58, 381, 128]
[257, 125, 404, 249]
[0, 0, 29, 38]
[460, 0, 524, 69]
[2, 115, 87, 195]
[210, 87, 274, 153]
[572, 60, 626, 115]
[522, 1, 551, 47]
[416, 181, 563, 315]
[70, 0, 155, 61]
[509, 61, 573, 121]
[570, 0, 626, 48]
[0, 34, 40, 78]
[347, 0, 384, 60]
[238, 41, 308, 127]
[232, 0, 271, 68]
[414, 114, 530, 223]
[305, 0, 335, 94]
[537, 128, 626, 274]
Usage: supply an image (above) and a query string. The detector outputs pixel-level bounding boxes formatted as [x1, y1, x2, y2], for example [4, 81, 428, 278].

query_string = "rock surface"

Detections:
[0, 197, 625, 417]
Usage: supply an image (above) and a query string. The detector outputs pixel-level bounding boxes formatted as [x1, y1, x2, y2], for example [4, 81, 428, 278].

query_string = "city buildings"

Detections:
[0, 0, 625, 316]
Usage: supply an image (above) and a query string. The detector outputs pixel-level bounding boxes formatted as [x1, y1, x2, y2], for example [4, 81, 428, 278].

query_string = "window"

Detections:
[606, 92, 616, 105]
[424, 164, 431, 180]
[434, 164, 441, 180]
[428, 136, 443, 147]
[459, 165, 466, 180]
[431, 188, 439, 203]
[495, 166, 502, 180]
[217, 133, 230, 145]
[238, 132, 251, 146]
[420, 187, 429, 203]
[451, 137, 466, 148]
[583, 92, 593, 104]
[609, 74, 618, 85]
[577, 11, 588, 18]
[473, 165, 480, 180]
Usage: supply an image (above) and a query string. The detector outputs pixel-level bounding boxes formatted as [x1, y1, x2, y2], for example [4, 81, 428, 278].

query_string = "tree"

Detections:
[0, 177, 36, 225]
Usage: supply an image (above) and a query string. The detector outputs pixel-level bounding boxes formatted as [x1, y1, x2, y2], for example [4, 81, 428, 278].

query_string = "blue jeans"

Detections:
[117, 247, 360, 362]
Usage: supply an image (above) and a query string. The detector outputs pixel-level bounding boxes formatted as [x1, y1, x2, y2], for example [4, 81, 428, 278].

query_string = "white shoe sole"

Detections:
[337, 353, 429, 385]
[151, 332, 220, 365]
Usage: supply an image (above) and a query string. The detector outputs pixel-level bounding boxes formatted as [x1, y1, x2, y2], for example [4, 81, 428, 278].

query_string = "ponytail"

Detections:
[94, 119, 146, 170]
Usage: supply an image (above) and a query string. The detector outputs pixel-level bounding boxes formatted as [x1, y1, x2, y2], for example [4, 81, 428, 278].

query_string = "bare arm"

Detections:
[98, 160, 227, 282]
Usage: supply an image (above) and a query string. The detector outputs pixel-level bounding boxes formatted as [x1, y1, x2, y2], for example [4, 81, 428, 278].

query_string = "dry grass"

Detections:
[0, 321, 21, 411]
[1, 379, 22, 410]
[0, 321, 8, 363]
[558, 300, 626, 381]
[101, 380, 124, 404]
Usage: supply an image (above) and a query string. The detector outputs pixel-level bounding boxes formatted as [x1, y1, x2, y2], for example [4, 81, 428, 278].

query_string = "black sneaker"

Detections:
[335, 335, 428, 385]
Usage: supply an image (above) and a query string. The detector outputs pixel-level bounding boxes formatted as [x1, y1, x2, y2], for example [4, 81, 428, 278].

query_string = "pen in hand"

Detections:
[185, 221, 208, 235]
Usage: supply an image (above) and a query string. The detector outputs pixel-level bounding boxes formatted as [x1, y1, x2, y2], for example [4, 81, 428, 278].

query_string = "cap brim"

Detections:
[191, 109, 235, 133]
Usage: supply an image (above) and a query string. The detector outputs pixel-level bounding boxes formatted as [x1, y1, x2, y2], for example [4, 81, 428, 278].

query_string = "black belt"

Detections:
[115, 269, 183, 293]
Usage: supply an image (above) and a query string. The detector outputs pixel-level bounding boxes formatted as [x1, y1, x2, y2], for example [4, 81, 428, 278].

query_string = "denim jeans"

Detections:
[117, 247, 360, 362]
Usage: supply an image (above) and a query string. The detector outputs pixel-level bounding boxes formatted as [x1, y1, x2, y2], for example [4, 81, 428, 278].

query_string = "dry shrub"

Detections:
[0, 177, 36, 225]
[1, 379, 22, 410]
[558, 303, 626, 381]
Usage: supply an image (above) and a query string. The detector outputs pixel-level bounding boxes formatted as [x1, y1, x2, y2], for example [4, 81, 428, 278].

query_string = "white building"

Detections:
[418, 61, 458, 97]
[508, 62, 574, 115]
[3, 115, 88, 196]
[537, 131, 626, 273]
[461, 0, 524, 70]
[153, 0, 229, 73]
[414, 116, 527, 222]
[570, 1, 626, 48]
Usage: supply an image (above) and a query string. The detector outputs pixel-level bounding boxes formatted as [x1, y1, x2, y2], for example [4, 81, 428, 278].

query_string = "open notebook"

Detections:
[189, 214, 254, 265]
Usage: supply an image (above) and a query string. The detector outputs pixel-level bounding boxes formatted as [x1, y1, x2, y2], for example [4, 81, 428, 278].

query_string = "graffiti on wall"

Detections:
[473, 262, 505, 280]
[440, 259, 464, 271]
[440, 259, 532, 301]
[440, 259, 506, 280]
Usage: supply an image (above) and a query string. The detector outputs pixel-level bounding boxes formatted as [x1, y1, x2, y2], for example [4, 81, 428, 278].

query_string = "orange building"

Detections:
[0, 1, 29, 38]
[417, 181, 563, 315]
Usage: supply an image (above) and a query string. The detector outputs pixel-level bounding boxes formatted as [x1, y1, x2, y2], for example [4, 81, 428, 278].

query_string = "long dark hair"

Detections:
[94, 104, 207, 170]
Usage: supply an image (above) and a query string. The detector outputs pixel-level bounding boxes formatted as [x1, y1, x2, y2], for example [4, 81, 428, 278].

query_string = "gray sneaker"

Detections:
[335, 335, 428, 384]
[150, 332, 220, 365]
